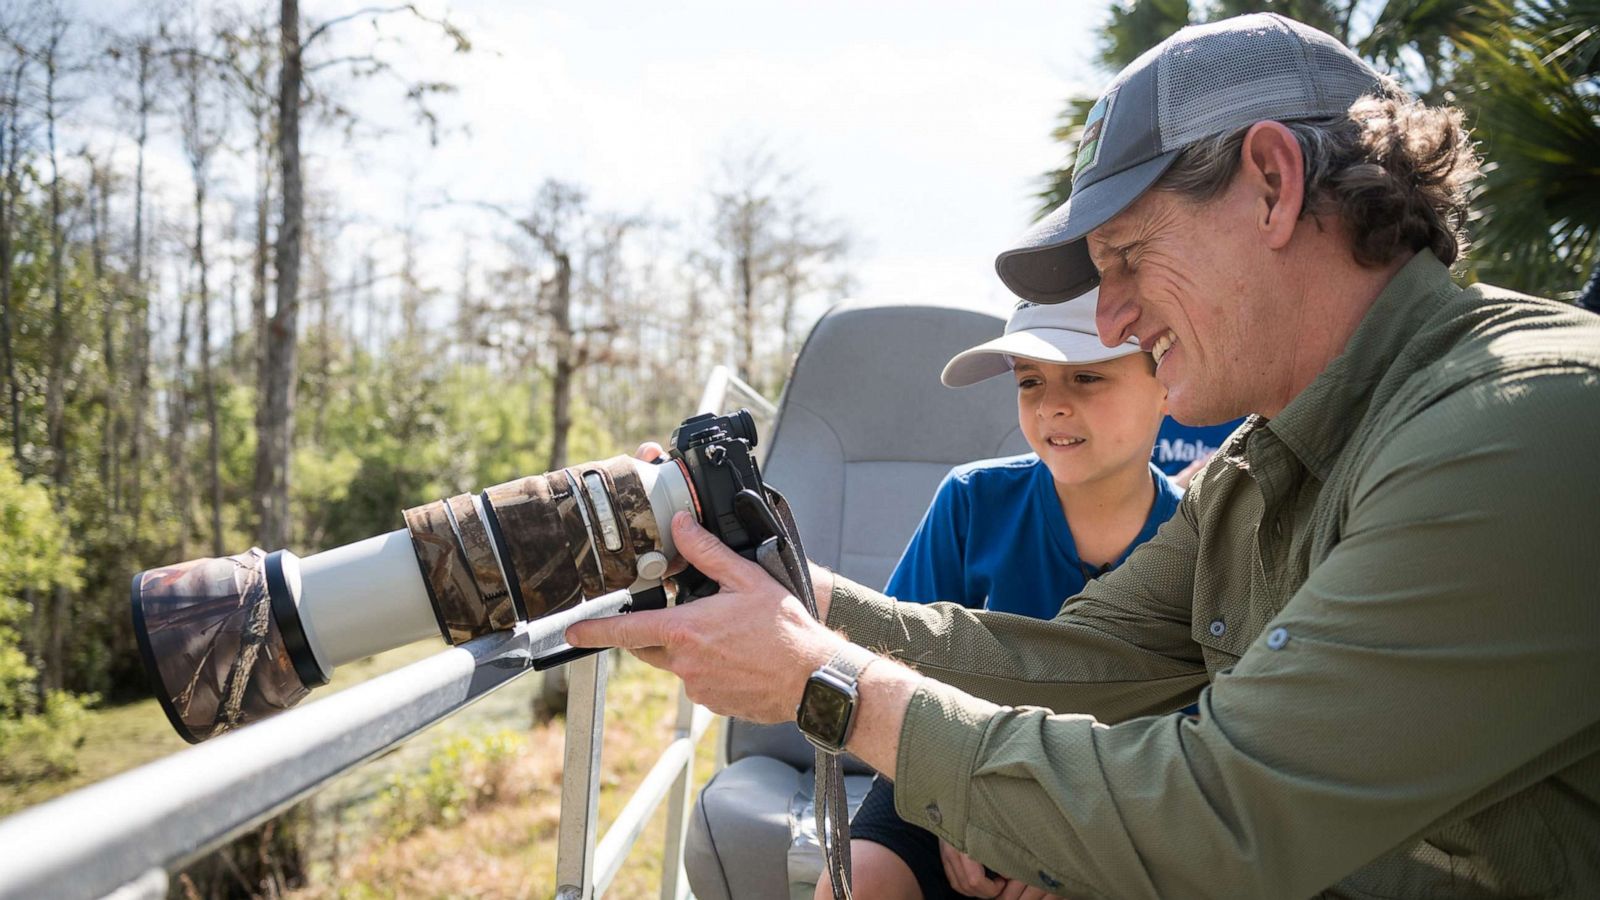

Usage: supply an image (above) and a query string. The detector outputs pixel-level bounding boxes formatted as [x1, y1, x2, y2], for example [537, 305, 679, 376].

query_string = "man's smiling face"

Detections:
[1086, 183, 1287, 426]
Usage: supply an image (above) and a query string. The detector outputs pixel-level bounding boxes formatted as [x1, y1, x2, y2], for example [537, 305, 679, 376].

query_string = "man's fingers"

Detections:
[999, 882, 1059, 900]
[566, 606, 675, 650]
[634, 441, 666, 462]
[672, 512, 774, 591]
[939, 840, 1001, 897]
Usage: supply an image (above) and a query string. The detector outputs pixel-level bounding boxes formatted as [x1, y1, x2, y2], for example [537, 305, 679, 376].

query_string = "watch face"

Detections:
[798, 674, 854, 750]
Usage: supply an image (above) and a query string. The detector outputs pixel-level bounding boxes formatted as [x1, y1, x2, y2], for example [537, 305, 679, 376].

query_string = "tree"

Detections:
[482, 180, 634, 470]
[253, 0, 301, 549]
[0, 6, 34, 466]
[106, 19, 160, 544]
[697, 143, 851, 395]
[172, 6, 231, 555]
[253, 0, 470, 547]
[38, 3, 79, 693]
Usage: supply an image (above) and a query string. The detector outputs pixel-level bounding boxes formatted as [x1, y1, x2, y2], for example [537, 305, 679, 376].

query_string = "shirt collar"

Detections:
[1265, 251, 1459, 480]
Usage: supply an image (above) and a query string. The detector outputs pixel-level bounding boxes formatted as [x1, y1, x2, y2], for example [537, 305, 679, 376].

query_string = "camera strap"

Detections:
[748, 486, 855, 900]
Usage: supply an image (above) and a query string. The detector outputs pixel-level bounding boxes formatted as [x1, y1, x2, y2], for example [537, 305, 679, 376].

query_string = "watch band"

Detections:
[820, 643, 878, 683]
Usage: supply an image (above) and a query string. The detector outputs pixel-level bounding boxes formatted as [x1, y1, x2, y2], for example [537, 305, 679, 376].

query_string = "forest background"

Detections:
[1, 0, 1596, 895]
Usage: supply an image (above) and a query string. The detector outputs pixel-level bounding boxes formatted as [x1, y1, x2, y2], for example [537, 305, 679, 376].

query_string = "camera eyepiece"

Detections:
[729, 409, 757, 447]
[670, 409, 759, 454]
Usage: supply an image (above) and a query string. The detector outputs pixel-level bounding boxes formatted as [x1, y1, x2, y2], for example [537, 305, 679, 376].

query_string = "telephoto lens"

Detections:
[132, 409, 765, 743]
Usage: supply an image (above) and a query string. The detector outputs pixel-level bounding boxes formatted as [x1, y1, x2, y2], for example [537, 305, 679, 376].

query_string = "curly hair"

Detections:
[1154, 87, 1480, 267]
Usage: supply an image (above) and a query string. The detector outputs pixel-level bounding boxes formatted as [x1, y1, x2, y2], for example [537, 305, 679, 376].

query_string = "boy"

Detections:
[825, 289, 1180, 900]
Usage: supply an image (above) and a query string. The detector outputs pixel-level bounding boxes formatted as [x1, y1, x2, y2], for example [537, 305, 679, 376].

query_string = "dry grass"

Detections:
[291, 655, 721, 899]
[0, 640, 446, 817]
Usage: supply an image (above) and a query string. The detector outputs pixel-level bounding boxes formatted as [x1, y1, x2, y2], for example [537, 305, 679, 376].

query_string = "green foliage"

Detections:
[1210, 0, 1347, 41]
[1455, 2, 1600, 293]
[377, 729, 526, 839]
[0, 447, 95, 781]
[0, 446, 82, 712]
[0, 690, 96, 782]
[1099, 0, 1191, 70]
[294, 350, 626, 549]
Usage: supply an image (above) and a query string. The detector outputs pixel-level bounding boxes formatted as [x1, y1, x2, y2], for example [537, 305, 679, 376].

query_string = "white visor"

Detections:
[941, 288, 1142, 387]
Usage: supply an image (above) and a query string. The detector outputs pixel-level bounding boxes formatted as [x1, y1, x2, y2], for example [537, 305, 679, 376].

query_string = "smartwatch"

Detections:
[796, 645, 877, 753]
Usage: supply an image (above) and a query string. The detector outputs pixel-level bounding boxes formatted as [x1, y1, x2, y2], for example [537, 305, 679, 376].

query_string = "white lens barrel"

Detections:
[628, 458, 695, 592]
[289, 529, 440, 673]
[267, 458, 695, 677]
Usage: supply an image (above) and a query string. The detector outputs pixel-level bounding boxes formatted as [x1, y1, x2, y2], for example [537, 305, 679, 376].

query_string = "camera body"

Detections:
[132, 409, 773, 743]
[650, 409, 766, 606]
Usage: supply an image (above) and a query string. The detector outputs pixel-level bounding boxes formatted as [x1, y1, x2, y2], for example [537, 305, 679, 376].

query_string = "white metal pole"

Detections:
[554, 652, 608, 900]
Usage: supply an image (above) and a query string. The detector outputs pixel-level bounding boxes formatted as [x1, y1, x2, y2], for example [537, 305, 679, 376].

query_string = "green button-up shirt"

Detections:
[827, 252, 1600, 899]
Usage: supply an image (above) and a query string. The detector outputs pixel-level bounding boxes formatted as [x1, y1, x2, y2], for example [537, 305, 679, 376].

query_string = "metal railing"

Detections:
[697, 364, 779, 438]
[0, 366, 776, 900]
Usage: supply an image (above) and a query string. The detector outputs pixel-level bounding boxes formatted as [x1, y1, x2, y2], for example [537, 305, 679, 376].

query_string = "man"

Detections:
[570, 13, 1600, 898]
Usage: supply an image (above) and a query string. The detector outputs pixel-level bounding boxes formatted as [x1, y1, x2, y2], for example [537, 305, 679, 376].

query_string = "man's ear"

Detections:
[1237, 121, 1306, 251]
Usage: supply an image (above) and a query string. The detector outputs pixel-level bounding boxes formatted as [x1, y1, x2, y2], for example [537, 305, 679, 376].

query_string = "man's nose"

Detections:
[1096, 277, 1138, 347]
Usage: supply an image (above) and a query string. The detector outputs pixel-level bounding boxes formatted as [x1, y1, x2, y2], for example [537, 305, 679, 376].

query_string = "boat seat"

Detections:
[684, 296, 1029, 900]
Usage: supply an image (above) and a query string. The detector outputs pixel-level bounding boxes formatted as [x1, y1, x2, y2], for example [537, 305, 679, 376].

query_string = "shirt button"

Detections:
[925, 803, 943, 827]
[1266, 627, 1290, 650]
[1208, 619, 1226, 637]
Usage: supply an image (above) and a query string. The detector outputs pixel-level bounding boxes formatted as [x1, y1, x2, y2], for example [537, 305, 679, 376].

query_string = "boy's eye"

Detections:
[1074, 373, 1104, 384]
[1016, 377, 1042, 389]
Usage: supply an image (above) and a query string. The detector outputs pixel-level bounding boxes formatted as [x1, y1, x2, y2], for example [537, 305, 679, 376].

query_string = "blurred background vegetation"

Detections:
[1, 0, 1595, 896]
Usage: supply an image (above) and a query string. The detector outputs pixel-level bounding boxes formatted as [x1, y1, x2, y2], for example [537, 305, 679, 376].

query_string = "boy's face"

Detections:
[1014, 354, 1167, 488]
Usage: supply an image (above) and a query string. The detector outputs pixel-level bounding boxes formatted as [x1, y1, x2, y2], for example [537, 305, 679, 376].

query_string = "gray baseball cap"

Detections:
[995, 13, 1387, 303]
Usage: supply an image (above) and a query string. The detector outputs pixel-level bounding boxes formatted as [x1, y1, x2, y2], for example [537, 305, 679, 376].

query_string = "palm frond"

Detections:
[1457, 27, 1600, 293]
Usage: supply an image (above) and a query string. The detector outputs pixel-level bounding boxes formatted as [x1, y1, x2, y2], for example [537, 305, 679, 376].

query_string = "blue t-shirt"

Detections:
[1151, 417, 1246, 476]
[885, 454, 1182, 619]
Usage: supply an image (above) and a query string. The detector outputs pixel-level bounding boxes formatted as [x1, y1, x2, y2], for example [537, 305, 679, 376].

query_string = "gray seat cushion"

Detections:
[685, 755, 876, 900]
[687, 297, 1032, 899]
[761, 297, 1030, 590]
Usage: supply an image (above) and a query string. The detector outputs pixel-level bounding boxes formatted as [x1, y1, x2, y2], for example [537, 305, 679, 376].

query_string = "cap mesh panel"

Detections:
[1157, 15, 1384, 151]
[1308, 40, 1386, 108]
[1159, 23, 1310, 150]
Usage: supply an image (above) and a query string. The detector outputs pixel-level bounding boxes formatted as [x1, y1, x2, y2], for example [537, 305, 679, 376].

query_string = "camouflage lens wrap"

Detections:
[548, 469, 608, 599]
[475, 456, 666, 621]
[482, 473, 585, 620]
[132, 548, 311, 744]
[569, 465, 637, 589]
[402, 494, 516, 645]
[597, 456, 662, 579]
[448, 494, 517, 623]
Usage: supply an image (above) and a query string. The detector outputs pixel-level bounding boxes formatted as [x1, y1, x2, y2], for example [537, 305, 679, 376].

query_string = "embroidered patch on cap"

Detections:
[1073, 88, 1116, 183]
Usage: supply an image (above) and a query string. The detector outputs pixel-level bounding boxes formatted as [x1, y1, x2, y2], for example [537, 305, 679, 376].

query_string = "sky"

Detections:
[310, 0, 1113, 319]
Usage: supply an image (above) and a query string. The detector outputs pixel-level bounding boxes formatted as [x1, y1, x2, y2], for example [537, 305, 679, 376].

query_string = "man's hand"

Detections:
[940, 840, 1063, 900]
[939, 840, 1006, 899]
[564, 511, 847, 723]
